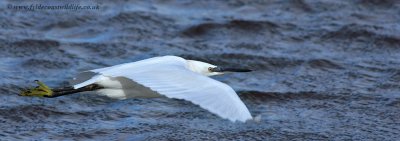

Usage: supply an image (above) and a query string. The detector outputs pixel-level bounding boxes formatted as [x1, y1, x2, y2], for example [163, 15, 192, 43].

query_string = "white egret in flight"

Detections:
[20, 56, 253, 122]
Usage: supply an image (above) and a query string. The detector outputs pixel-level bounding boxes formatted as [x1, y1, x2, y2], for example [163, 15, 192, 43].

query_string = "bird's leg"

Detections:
[19, 80, 103, 98]
[46, 84, 103, 98]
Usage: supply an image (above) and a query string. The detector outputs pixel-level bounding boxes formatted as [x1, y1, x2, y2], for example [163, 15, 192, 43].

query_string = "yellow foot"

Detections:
[19, 80, 53, 97]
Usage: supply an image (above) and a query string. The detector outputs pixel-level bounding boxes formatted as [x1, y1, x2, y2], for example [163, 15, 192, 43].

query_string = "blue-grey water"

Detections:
[1, 0, 400, 140]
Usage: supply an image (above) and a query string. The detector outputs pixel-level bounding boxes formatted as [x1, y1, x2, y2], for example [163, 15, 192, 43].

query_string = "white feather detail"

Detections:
[73, 56, 253, 122]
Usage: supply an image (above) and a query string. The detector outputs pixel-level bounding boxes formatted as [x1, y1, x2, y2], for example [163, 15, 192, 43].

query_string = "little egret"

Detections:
[20, 56, 253, 122]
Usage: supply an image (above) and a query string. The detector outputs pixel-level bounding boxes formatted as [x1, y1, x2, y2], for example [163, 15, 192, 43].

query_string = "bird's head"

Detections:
[187, 60, 252, 76]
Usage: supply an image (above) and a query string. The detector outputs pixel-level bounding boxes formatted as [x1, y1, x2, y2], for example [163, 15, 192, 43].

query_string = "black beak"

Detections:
[210, 67, 252, 72]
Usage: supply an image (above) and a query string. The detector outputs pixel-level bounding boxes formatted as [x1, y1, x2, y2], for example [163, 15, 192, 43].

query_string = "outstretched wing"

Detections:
[74, 56, 253, 122]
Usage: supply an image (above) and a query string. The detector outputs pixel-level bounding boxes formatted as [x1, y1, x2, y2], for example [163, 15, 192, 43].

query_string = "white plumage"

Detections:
[72, 56, 253, 122]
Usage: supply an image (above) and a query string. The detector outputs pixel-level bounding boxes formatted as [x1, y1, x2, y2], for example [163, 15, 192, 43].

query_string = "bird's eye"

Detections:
[208, 67, 213, 72]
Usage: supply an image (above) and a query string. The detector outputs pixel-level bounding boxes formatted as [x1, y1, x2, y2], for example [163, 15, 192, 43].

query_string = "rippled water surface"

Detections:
[1, 0, 400, 140]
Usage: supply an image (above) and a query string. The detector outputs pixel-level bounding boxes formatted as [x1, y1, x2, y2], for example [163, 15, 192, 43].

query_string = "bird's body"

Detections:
[90, 76, 163, 99]
[72, 56, 218, 99]
[21, 56, 253, 122]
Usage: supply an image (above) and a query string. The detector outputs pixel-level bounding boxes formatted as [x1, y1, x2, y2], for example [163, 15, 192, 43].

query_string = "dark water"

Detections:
[1, 0, 400, 140]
